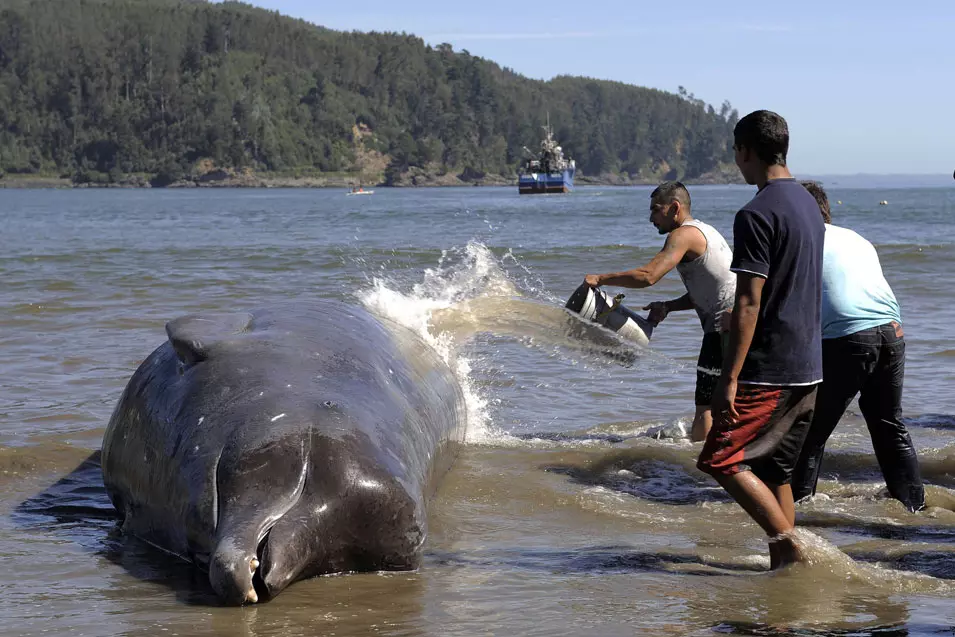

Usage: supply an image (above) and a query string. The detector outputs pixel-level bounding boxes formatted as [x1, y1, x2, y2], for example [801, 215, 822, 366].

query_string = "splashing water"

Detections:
[355, 240, 672, 447]
[785, 527, 955, 595]
[357, 241, 513, 444]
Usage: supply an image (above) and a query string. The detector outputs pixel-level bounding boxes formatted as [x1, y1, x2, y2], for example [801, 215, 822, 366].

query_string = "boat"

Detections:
[517, 117, 575, 195]
[346, 185, 374, 196]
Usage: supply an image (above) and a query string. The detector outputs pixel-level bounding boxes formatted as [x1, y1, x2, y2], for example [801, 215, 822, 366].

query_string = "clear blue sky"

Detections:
[228, 0, 953, 175]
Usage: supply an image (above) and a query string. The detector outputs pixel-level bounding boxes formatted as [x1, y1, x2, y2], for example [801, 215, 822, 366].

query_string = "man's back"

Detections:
[822, 224, 901, 339]
[676, 219, 737, 334]
[730, 178, 825, 385]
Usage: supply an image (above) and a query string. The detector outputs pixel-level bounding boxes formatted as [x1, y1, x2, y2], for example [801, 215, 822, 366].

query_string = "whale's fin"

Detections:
[165, 312, 254, 364]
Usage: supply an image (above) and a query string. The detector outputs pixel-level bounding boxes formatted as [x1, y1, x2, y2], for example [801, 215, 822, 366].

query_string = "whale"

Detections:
[101, 300, 467, 605]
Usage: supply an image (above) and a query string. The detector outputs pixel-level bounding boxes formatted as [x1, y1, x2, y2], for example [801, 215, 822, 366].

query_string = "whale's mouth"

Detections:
[250, 528, 273, 602]
[211, 433, 311, 604]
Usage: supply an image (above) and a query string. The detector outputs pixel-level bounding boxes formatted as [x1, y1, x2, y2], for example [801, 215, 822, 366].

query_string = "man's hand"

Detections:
[720, 308, 733, 333]
[643, 301, 669, 325]
[711, 376, 739, 425]
[584, 274, 602, 287]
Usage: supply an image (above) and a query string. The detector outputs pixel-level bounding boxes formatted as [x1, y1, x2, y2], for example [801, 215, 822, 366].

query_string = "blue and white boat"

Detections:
[517, 120, 575, 194]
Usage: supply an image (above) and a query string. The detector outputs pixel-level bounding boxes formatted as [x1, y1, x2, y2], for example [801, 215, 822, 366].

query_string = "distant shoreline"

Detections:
[0, 171, 746, 190]
[2, 172, 949, 190]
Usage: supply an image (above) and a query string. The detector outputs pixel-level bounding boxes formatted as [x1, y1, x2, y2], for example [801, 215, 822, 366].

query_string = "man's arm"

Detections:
[664, 294, 695, 312]
[585, 230, 691, 289]
[712, 273, 764, 421]
[644, 293, 693, 325]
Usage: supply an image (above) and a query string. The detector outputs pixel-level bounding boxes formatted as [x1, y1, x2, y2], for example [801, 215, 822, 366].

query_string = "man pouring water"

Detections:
[583, 181, 736, 441]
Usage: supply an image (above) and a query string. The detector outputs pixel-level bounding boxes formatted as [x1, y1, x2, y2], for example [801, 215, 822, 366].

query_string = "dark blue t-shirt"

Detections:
[731, 178, 825, 385]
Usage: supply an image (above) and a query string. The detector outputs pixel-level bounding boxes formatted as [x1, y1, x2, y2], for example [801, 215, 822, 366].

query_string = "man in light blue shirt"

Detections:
[819, 226, 901, 339]
[792, 182, 924, 512]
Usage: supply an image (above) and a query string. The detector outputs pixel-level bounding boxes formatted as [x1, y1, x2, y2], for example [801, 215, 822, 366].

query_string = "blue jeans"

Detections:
[791, 321, 924, 512]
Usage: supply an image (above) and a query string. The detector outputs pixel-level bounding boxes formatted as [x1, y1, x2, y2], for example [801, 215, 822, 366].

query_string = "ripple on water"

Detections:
[2, 187, 955, 634]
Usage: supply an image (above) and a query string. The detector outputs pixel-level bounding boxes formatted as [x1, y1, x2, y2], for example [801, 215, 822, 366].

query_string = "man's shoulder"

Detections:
[737, 188, 777, 221]
[827, 223, 863, 238]
[732, 207, 771, 232]
[683, 218, 723, 233]
[825, 224, 874, 250]
[747, 179, 813, 210]
[750, 182, 825, 235]
[670, 223, 709, 244]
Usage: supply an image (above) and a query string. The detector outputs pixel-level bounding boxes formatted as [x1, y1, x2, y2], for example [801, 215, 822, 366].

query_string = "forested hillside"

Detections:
[0, 0, 740, 185]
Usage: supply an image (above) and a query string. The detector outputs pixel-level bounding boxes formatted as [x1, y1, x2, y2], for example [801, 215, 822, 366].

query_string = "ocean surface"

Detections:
[2, 184, 955, 636]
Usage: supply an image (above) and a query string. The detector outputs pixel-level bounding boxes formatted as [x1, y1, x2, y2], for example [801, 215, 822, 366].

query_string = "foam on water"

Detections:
[785, 527, 955, 595]
[357, 241, 513, 444]
[356, 240, 660, 448]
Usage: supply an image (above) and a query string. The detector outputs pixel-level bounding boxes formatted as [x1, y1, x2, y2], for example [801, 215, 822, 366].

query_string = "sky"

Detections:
[224, 0, 953, 176]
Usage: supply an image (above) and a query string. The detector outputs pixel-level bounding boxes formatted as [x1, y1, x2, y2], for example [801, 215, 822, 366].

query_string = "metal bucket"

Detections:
[564, 283, 654, 345]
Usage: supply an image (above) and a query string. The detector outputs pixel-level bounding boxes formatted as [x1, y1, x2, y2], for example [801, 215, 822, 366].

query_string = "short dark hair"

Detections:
[734, 110, 789, 167]
[650, 180, 691, 210]
[800, 180, 831, 223]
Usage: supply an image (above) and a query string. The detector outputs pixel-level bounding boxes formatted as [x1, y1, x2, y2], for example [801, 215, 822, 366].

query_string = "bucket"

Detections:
[564, 283, 654, 345]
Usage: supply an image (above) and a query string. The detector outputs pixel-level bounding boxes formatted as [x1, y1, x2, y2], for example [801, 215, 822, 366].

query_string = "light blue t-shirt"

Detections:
[821, 224, 902, 339]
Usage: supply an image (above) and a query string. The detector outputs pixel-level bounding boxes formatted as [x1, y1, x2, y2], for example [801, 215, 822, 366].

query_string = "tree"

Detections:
[0, 0, 737, 183]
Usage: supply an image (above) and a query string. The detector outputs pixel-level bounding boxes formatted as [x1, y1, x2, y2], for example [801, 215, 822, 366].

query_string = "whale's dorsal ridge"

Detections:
[165, 312, 255, 364]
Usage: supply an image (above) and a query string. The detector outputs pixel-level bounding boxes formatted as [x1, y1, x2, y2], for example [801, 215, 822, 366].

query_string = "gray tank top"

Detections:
[676, 219, 737, 333]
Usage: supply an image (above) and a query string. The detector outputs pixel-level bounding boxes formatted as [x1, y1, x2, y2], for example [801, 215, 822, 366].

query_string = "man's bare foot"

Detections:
[768, 532, 805, 569]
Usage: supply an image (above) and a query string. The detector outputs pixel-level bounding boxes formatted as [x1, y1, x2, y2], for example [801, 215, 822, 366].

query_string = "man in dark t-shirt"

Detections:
[697, 110, 825, 568]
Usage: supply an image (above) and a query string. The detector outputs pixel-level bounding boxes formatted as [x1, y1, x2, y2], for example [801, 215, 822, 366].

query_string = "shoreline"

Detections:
[0, 172, 746, 190]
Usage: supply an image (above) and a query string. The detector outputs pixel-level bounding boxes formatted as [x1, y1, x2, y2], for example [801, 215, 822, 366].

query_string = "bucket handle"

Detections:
[595, 293, 626, 321]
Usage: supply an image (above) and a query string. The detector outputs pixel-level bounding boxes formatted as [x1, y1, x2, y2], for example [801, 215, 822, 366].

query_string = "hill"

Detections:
[0, 0, 742, 187]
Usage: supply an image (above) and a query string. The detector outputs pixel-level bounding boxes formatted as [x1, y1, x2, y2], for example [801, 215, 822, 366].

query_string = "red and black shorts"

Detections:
[697, 384, 818, 485]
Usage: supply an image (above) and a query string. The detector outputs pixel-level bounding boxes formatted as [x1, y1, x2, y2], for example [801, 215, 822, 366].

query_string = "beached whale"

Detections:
[101, 300, 467, 605]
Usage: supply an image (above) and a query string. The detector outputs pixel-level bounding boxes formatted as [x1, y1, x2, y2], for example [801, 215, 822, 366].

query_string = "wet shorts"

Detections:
[697, 384, 817, 485]
[695, 332, 724, 406]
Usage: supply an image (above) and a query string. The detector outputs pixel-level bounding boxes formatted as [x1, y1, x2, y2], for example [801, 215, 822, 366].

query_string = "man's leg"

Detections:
[791, 337, 868, 502]
[768, 481, 797, 569]
[693, 333, 722, 442]
[691, 405, 712, 442]
[765, 389, 817, 569]
[713, 471, 793, 536]
[699, 385, 817, 567]
[771, 482, 796, 528]
[859, 324, 925, 512]
[715, 472, 804, 568]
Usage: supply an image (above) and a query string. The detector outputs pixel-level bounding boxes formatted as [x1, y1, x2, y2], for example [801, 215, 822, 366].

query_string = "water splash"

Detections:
[355, 240, 662, 446]
[785, 527, 955, 595]
[357, 241, 511, 444]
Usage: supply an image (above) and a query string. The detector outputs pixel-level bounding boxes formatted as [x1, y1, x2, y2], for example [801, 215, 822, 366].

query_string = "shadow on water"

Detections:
[798, 509, 955, 544]
[12, 451, 224, 606]
[846, 549, 955, 580]
[429, 545, 765, 577]
[807, 448, 955, 490]
[711, 620, 914, 636]
[513, 431, 635, 444]
[903, 413, 955, 430]
[512, 420, 688, 445]
[542, 447, 732, 506]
